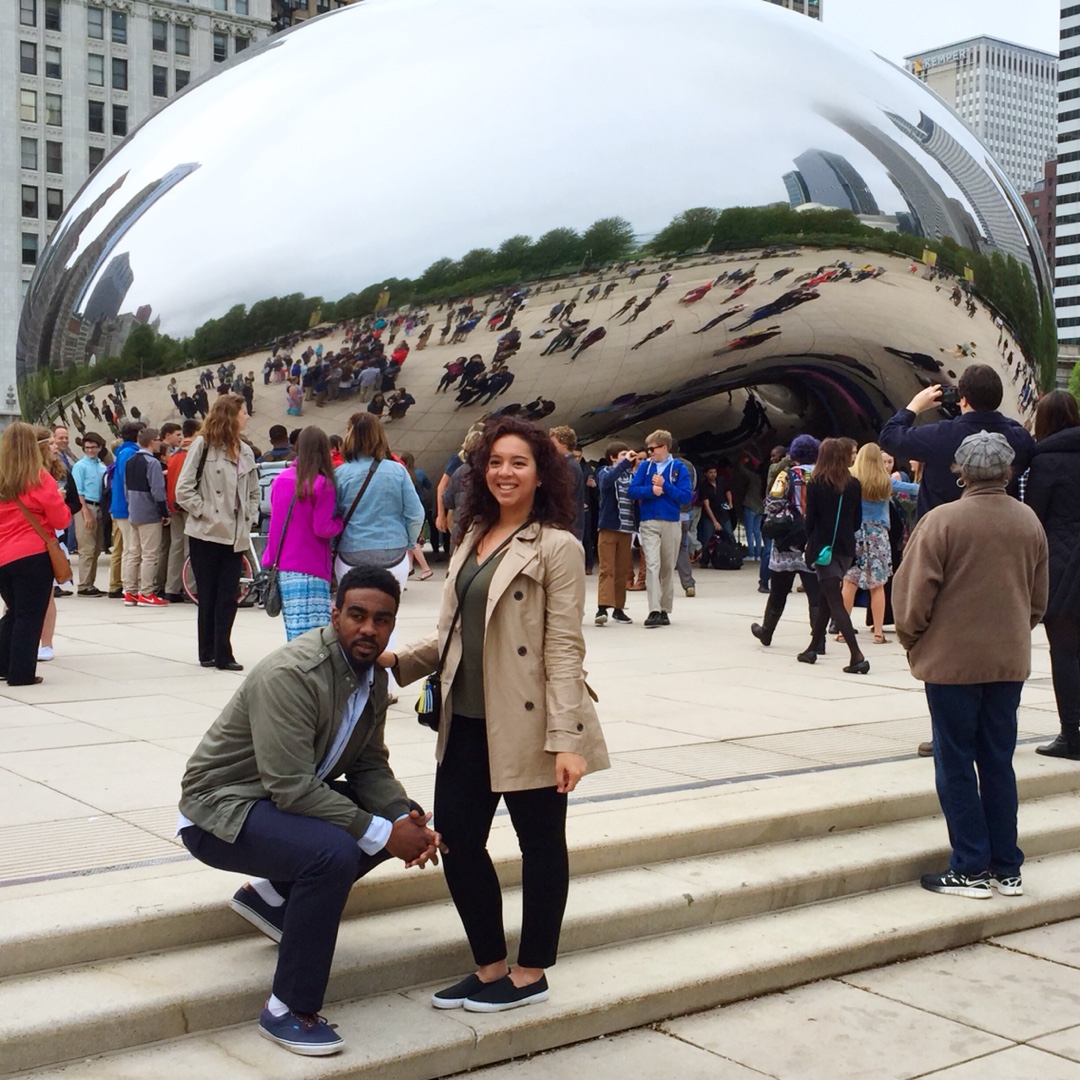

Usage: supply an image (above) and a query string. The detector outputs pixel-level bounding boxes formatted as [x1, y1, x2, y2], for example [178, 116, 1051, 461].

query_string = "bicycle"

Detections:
[181, 533, 270, 608]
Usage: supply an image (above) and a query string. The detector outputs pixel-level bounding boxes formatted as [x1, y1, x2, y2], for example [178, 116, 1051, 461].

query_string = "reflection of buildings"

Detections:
[784, 150, 880, 215]
[1021, 158, 1056, 271]
[5, 1, 271, 415]
[1058, 0, 1080, 343]
[905, 37, 1056, 193]
[885, 110, 1033, 268]
[83, 254, 134, 324]
[764, 0, 822, 20]
[271, 0, 358, 32]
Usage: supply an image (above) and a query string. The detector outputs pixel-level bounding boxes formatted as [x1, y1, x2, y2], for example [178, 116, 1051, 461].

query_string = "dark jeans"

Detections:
[0, 552, 54, 685]
[181, 783, 416, 1013]
[187, 536, 242, 666]
[925, 681, 1024, 878]
[759, 537, 772, 588]
[1045, 614, 1080, 732]
[435, 715, 568, 970]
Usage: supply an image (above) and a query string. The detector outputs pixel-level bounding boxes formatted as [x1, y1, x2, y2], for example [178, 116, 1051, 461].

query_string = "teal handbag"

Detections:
[812, 495, 843, 567]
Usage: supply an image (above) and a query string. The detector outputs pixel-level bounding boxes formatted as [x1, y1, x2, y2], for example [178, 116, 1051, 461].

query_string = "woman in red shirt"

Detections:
[0, 423, 71, 685]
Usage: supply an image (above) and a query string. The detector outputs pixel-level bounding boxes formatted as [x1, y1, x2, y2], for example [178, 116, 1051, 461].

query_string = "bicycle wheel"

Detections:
[183, 554, 255, 605]
[182, 557, 199, 604]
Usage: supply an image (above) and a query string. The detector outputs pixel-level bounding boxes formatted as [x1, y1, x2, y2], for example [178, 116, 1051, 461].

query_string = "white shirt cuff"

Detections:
[357, 815, 392, 854]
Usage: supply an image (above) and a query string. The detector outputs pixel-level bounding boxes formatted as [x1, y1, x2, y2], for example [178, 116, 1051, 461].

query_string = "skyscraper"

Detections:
[1057, 2, 1080, 343]
[905, 37, 1057, 195]
[764, 0, 821, 19]
[3, 0, 272, 425]
[783, 149, 881, 215]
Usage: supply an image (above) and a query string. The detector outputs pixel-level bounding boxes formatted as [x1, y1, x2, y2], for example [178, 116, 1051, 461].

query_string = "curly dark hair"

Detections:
[458, 416, 576, 535]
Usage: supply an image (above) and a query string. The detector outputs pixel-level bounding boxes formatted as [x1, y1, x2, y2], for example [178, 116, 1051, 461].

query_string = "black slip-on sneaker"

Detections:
[431, 973, 486, 1009]
[463, 974, 549, 1013]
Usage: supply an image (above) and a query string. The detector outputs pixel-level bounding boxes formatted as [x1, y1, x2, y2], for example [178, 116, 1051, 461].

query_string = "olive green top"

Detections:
[450, 548, 506, 719]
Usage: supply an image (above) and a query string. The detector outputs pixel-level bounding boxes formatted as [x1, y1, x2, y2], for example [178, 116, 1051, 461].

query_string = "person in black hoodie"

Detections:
[879, 364, 1035, 520]
[799, 438, 866, 673]
[1025, 390, 1080, 760]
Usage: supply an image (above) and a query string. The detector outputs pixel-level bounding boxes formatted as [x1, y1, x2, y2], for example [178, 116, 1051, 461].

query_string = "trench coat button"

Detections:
[524, 701, 534, 711]
[576, 723, 584, 731]
[517, 646, 527, 656]
[514, 590, 524, 600]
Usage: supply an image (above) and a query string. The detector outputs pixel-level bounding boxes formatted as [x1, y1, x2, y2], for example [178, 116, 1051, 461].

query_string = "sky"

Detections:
[825, 0, 1059, 64]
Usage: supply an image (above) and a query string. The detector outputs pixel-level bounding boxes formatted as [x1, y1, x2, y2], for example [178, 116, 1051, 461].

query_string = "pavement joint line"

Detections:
[0, 735, 1051, 890]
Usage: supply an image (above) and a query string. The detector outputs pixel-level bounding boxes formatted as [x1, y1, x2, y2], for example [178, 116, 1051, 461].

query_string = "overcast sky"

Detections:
[825, 0, 1059, 64]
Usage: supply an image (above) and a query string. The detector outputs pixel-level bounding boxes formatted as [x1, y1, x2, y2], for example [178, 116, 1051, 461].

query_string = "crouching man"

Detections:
[177, 566, 445, 1055]
[893, 432, 1047, 900]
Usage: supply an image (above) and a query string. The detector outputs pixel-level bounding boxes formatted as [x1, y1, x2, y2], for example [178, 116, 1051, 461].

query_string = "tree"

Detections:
[649, 207, 719, 255]
[1070, 361, 1080, 407]
[531, 227, 582, 274]
[581, 217, 635, 268]
[457, 248, 497, 279]
[496, 234, 533, 271]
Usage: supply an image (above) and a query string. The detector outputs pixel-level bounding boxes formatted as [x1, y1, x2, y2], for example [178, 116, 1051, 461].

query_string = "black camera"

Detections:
[940, 387, 961, 406]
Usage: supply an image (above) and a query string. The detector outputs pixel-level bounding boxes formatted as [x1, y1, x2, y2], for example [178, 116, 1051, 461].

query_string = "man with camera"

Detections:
[879, 364, 1035, 521]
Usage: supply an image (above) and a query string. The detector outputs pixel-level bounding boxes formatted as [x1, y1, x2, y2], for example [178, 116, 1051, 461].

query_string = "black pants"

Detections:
[435, 715, 568, 969]
[181, 783, 416, 1013]
[810, 573, 862, 661]
[0, 552, 53, 685]
[766, 568, 820, 630]
[1045, 614, 1080, 733]
[187, 536, 242, 666]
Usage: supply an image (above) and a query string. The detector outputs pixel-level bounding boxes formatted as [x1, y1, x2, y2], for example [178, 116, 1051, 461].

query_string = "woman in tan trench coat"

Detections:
[383, 415, 608, 1014]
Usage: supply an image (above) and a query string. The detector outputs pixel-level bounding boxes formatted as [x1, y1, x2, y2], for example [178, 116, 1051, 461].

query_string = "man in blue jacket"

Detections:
[628, 429, 693, 628]
[106, 420, 145, 599]
[879, 364, 1034, 520]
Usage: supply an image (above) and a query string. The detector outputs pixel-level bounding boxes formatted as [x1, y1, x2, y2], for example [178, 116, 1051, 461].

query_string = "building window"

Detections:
[213, 32, 228, 62]
[87, 6, 103, 38]
[152, 18, 168, 51]
[45, 140, 62, 174]
[22, 137, 38, 170]
[236, 0, 249, 12]
[235, 34, 250, 52]
[22, 186, 39, 218]
[174, 25, 190, 56]
[45, 45, 61, 79]
[20, 0, 36, 27]
[112, 57, 127, 90]
[214, 0, 228, 10]
[45, 93, 62, 126]
[111, 10, 127, 44]
[44, 0, 60, 31]
[46, 188, 63, 221]
[112, 104, 128, 136]
[89, 145, 105, 172]
[175, 68, 190, 91]
[152, 65, 168, 97]
[88, 100, 104, 133]
[88, 53, 104, 86]
[22, 233, 39, 267]
[20, 42, 37, 75]
[20, 90, 37, 124]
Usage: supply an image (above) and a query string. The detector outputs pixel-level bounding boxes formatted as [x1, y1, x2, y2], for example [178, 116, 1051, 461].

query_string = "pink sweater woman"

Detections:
[265, 428, 342, 640]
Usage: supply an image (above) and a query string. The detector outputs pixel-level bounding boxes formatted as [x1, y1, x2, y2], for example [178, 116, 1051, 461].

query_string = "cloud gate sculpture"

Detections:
[16, 0, 1054, 471]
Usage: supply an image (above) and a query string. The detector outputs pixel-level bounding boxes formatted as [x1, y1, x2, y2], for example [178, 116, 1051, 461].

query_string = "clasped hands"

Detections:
[386, 809, 448, 869]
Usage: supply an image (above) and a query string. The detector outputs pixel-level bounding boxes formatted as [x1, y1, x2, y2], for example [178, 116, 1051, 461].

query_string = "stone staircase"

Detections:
[4, 754, 1080, 1079]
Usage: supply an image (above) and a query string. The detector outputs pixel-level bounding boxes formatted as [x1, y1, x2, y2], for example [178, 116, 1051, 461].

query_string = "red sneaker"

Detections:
[137, 593, 169, 607]
[123, 591, 139, 606]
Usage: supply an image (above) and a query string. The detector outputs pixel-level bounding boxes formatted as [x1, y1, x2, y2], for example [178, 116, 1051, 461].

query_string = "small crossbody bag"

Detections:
[812, 495, 843, 567]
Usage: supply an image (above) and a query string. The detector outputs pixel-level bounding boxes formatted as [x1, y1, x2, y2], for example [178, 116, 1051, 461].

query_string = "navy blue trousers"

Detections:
[925, 681, 1024, 878]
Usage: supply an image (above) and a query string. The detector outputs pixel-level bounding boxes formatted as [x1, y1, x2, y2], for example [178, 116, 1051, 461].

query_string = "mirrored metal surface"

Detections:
[17, 0, 1053, 469]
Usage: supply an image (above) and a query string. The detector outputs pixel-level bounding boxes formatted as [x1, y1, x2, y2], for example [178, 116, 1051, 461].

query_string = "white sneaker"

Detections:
[37, 646, 54, 662]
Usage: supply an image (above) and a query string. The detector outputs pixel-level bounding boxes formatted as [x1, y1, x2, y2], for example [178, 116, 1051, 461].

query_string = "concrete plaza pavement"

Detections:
[2, 562, 1077, 1078]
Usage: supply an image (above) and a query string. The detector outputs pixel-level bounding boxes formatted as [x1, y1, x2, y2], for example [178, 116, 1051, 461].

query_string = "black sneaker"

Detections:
[659, 611, 670, 625]
[644, 610, 663, 628]
[920, 869, 991, 899]
[612, 609, 632, 623]
[229, 884, 286, 942]
[990, 873, 1023, 896]
[258, 1008, 343, 1055]
[431, 972, 485, 1009]
[463, 974, 549, 1013]
[594, 608, 608, 625]
[107, 589, 124, 599]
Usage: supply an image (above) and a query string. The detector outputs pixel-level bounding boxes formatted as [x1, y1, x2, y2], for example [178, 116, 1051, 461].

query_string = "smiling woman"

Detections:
[387, 415, 609, 1014]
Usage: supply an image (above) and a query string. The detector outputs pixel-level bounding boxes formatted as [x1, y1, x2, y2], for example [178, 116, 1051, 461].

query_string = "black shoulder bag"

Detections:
[415, 524, 528, 731]
[262, 491, 297, 618]
[332, 459, 379, 563]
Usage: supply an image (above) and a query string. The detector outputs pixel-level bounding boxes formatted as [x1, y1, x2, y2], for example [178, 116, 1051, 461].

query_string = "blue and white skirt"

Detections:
[279, 570, 332, 641]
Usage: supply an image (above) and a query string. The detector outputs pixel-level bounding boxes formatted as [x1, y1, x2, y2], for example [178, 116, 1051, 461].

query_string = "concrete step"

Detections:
[12, 847, 1080, 1080]
[3, 790, 1079, 1075]
[3, 753, 1077, 979]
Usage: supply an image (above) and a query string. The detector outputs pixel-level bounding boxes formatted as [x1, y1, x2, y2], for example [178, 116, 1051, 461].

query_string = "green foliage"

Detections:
[1069, 361, 1080, 406]
[648, 207, 720, 255]
[581, 217, 636, 268]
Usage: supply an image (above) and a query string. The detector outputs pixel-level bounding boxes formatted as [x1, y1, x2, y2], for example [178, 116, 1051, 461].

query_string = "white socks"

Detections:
[266, 994, 290, 1018]
[250, 879, 286, 907]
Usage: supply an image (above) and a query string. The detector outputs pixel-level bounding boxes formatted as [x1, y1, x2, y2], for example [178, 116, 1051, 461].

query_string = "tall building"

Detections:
[3, 0, 272, 424]
[764, 0, 821, 19]
[783, 149, 881, 215]
[1022, 158, 1056, 272]
[905, 37, 1057, 194]
[270, 0, 357, 32]
[1057, 1, 1080, 343]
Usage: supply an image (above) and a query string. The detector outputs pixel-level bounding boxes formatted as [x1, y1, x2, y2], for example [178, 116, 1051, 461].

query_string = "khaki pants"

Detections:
[640, 519, 680, 615]
[121, 520, 163, 595]
[75, 506, 104, 590]
[166, 509, 188, 595]
[113, 518, 131, 592]
[597, 529, 631, 609]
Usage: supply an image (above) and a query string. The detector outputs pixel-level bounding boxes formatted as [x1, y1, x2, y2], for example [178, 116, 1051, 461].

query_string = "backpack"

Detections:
[761, 466, 805, 547]
[703, 534, 745, 570]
